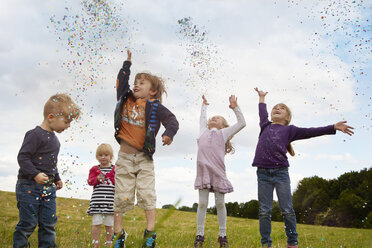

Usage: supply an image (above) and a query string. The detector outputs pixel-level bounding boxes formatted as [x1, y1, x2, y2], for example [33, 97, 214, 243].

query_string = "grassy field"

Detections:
[1, 190, 371, 248]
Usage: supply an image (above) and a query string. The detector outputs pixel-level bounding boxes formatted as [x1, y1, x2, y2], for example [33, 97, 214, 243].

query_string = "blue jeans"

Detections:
[13, 179, 58, 248]
[257, 167, 298, 247]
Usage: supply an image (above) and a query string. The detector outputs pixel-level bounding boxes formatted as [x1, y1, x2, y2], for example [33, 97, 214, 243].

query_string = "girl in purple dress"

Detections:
[253, 87, 354, 248]
[194, 95, 246, 248]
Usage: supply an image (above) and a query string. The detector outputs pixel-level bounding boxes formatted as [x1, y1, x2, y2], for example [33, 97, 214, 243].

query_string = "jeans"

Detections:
[13, 179, 58, 248]
[257, 167, 298, 247]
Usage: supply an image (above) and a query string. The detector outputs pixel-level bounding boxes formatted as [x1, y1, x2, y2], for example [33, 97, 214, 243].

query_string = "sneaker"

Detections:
[194, 235, 205, 248]
[112, 229, 128, 248]
[287, 245, 299, 248]
[218, 236, 229, 248]
[142, 229, 157, 248]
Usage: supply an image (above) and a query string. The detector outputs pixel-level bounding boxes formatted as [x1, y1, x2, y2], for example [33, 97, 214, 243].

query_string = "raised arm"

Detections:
[199, 95, 209, 136]
[222, 95, 246, 141]
[254, 88, 270, 128]
[116, 50, 132, 101]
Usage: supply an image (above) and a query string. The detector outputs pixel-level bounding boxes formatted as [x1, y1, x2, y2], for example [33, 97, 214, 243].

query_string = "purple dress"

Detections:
[194, 104, 246, 193]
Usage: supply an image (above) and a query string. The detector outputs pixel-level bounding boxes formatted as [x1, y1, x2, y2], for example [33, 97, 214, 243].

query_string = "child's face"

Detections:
[208, 116, 225, 130]
[97, 153, 112, 167]
[133, 76, 157, 101]
[49, 114, 71, 133]
[271, 105, 289, 124]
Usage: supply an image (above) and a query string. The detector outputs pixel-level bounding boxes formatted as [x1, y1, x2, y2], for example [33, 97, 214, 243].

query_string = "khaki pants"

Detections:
[114, 151, 156, 212]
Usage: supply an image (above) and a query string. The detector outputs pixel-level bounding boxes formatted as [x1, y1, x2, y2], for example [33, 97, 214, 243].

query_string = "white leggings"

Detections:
[196, 189, 227, 237]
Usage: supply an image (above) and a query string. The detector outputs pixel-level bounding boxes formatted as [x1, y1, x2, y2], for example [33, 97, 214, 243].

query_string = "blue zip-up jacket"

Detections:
[114, 60, 179, 160]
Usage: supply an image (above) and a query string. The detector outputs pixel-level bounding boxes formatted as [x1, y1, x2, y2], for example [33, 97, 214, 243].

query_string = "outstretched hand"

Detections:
[254, 87, 268, 97]
[126, 49, 132, 62]
[334, 121, 354, 136]
[229, 95, 238, 109]
[202, 95, 209, 105]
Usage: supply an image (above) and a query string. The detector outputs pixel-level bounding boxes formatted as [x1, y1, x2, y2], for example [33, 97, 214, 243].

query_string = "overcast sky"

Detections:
[0, 0, 371, 208]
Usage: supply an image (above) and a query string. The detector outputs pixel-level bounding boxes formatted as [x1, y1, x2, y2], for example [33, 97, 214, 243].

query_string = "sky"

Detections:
[0, 0, 371, 209]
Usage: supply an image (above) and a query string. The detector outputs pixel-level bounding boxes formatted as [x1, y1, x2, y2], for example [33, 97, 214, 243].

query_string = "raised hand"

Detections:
[229, 95, 238, 109]
[127, 49, 132, 62]
[334, 121, 354, 136]
[254, 87, 268, 97]
[202, 95, 209, 105]
[254, 87, 268, 103]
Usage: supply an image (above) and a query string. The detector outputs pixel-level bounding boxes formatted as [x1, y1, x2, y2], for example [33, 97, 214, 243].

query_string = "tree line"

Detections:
[162, 168, 371, 228]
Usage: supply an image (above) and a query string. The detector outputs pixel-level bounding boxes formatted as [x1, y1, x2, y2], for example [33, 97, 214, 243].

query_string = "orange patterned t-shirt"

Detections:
[117, 98, 147, 150]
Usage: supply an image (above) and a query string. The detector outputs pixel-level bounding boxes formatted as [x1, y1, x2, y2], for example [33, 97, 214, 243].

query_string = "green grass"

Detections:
[1, 190, 371, 247]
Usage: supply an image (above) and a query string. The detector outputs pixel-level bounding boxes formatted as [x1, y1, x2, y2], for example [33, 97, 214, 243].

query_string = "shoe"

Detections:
[142, 229, 157, 248]
[287, 245, 298, 248]
[112, 229, 128, 248]
[218, 236, 229, 248]
[194, 235, 205, 248]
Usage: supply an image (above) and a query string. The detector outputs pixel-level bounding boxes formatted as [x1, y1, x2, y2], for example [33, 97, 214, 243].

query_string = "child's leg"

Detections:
[135, 153, 156, 231]
[92, 214, 103, 244]
[145, 209, 156, 231]
[257, 168, 275, 247]
[92, 224, 101, 246]
[103, 215, 114, 243]
[275, 168, 298, 246]
[113, 152, 137, 234]
[104, 226, 114, 244]
[196, 189, 209, 236]
[214, 191, 227, 237]
[38, 184, 58, 248]
[114, 212, 124, 233]
[13, 180, 40, 247]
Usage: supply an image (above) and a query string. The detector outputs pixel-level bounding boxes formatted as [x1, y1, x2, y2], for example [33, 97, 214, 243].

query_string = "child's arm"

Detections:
[254, 87, 270, 128]
[158, 105, 179, 146]
[199, 95, 209, 136]
[87, 166, 101, 186]
[17, 131, 49, 183]
[105, 166, 115, 185]
[222, 95, 246, 141]
[289, 121, 354, 142]
[116, 50, 132, 101]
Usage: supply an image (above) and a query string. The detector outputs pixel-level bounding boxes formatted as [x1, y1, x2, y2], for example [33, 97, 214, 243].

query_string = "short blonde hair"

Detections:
[44, 93, 81, 121]
[135, 72, 167, 102]
[272, 103, 295, 156]
[96, 143, 114, 160]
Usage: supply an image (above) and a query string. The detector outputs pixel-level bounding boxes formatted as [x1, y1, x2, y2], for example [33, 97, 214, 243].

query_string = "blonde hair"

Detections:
[135, 72, 167, 103]
[272, 103, 295, 156]
[208, 115, 235, 154]
[96, 143, 114, 160]
[43, 93, 81, 121]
